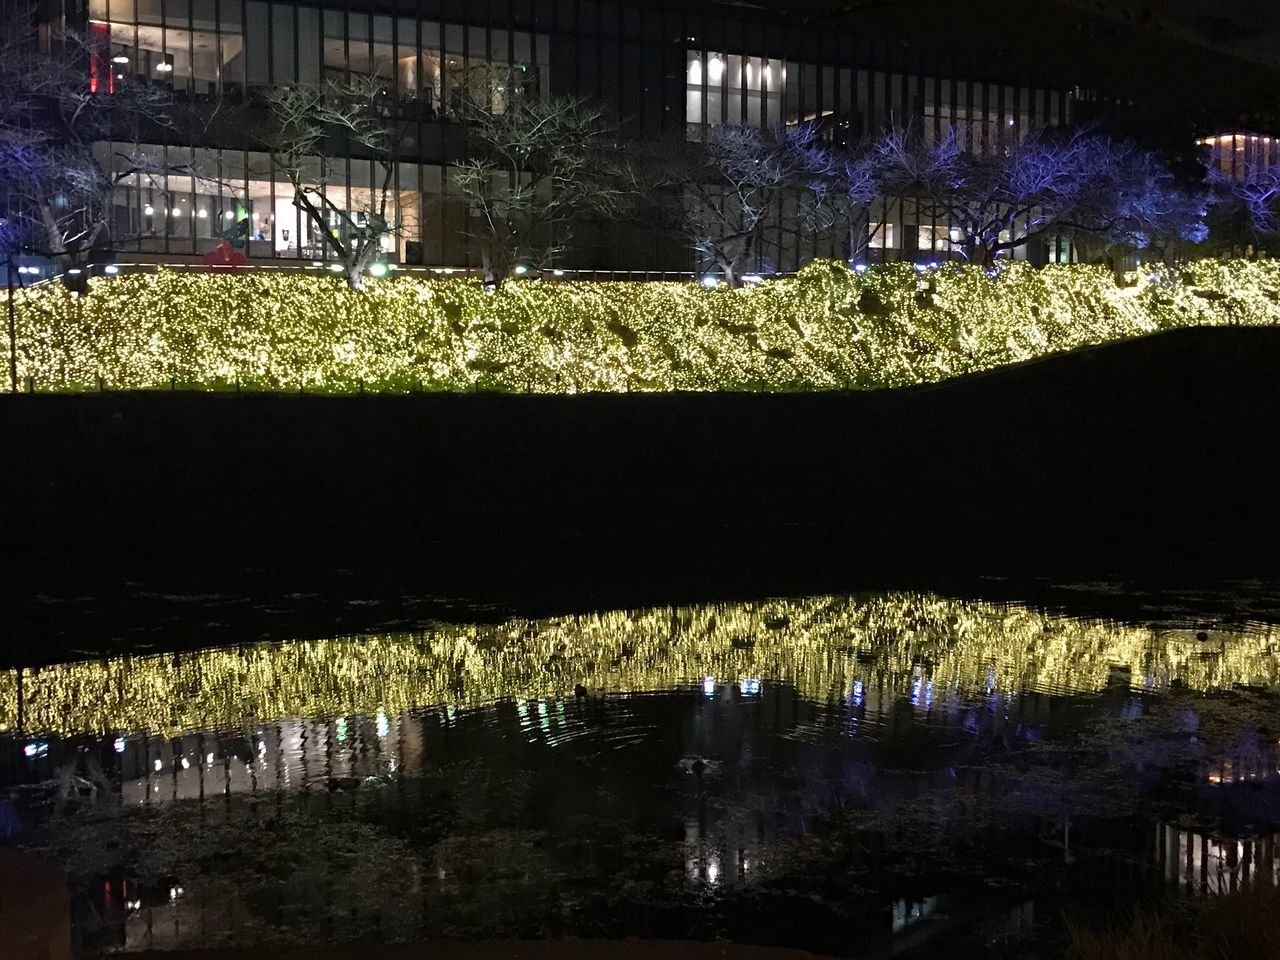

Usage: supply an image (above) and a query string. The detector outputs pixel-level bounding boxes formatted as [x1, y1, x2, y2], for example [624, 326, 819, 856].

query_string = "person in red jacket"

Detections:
[202, 239, 248, 272]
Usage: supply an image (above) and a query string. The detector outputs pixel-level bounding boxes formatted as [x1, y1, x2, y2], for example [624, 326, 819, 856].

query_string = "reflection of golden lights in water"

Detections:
[2, 593, 1278, 738]
[1207, 755, 1280, 785]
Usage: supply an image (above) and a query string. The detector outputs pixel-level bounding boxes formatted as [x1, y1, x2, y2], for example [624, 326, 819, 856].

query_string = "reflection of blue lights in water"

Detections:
[23, 742, 47, 759]
[986, 666, 996, 692]
[909, 678, 934, 710]
[0, 798, 22, 838]
[702, 677, 716, 697]
[114, 737, 126, 753]
[851, 680, 863, 707]
[740, 678, 761, 696]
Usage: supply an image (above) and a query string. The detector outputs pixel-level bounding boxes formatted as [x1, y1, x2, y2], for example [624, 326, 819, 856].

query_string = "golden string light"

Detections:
[1, 593, 1276, 738]
[11, 260, 1280, 392]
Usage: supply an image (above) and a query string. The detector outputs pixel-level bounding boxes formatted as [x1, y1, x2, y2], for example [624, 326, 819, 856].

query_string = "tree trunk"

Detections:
[720, 234, 754, 288]
[344, 261, 366, 292]
[718, 257, 740, 289]
[962, 239, 981, 265]
[848, 218, 869, 265]
[481, 248, 499, 290]
[57, 251, 89, 294]
[1111, 252, 1128, 286]
[343, 242, 379, 291]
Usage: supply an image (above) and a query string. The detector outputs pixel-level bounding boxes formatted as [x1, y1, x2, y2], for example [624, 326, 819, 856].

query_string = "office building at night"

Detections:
[79, 0, 1106, 274]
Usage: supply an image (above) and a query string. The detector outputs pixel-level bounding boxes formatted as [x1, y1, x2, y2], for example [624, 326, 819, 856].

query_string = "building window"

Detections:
[1198, 132, 1280, 180]
[917, 224, 956, 252]
[868, 222, 894, 249]
[93, 4, 545, 108]
[686, 49, 784, 136]
[105, 142, 422, 263]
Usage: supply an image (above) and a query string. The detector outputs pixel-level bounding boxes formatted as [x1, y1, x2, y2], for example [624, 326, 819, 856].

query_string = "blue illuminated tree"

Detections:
[673, 124, 830, 287]
[804, 143, 881, 265]
[1212, 159, 1280, 250]
[873, 125, 1206, 270]
[1075, 152, 1210, 271]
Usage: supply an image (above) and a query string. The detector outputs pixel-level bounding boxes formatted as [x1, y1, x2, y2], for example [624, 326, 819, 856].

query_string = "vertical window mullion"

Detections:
[341, 2, 349, 83]
[213, 0, 222, 92]
[701, 48, 708, 128]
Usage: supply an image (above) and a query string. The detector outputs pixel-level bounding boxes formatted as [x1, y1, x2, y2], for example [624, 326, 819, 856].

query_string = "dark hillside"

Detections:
[2, 326, 1277, 655]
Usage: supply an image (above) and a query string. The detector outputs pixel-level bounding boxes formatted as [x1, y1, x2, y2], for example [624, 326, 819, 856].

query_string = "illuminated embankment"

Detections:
[11, 259, 1280, 393]
[3, 594, 1276, 737]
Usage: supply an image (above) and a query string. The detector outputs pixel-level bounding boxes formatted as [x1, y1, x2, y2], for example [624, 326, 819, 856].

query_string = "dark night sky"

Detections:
[1055, 0, 1280, 71]
[740, 0, 1280, 126]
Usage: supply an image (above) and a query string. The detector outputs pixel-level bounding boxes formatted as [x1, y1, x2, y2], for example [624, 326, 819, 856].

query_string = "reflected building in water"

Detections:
[71, 678, 1077, 953]
[5, 593, 1280, 954]
[1158, 824, 1280, 896]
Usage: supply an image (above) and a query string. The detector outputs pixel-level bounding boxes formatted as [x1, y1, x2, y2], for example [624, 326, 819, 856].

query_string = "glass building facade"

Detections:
[76, 0, 1083, 274]
[1198, 132, 1280, 180]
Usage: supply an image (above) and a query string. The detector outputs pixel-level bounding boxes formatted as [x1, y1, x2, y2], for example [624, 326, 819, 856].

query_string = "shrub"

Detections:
[10, 260, 1280, 393]
[1067, 887, 1280, 960]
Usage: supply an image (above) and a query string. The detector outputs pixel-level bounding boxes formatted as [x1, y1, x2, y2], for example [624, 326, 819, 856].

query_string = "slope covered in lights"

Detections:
[11, 259, 1280, 393]
[2, 593, 1276, 737]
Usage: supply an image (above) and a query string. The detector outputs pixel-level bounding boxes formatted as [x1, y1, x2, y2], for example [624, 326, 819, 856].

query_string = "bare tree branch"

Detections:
[258, 77, 405, 291]
[451, 69, 632, 288]
[0, 3, 220, 273]
[653, 124, 829, 287]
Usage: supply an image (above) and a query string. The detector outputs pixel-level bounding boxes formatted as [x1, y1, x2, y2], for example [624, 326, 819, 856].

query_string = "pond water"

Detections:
[2, 591, 1279, 957]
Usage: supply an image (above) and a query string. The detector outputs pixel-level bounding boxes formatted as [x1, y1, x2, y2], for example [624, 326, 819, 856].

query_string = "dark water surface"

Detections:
[3, 591, 1280, 957]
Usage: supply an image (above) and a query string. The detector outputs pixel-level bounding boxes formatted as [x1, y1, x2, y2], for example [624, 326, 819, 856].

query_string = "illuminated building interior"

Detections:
[1198, 132, 1280, 179]
[71, 0, 1091, 273]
